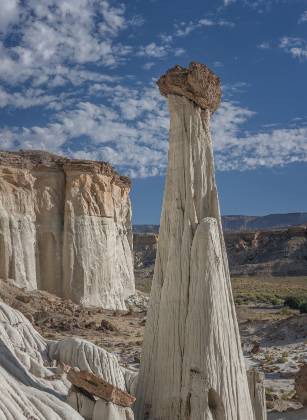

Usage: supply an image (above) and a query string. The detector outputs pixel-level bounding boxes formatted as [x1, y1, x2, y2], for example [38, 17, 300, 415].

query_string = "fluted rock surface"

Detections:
[0, 302, 135, 419]
[135, 63, 255, 419]
[0, 150, 134, 309]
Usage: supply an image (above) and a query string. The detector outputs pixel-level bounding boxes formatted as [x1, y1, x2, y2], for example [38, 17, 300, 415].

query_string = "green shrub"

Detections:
[299, 302, 307, 314]
[284, 296, 307, 310]
[279, 306, 291, 316]
[270, 297, 283, 306]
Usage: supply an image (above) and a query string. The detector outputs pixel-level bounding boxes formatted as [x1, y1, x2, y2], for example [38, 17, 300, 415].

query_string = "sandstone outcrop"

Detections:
[226, 225, 307, 277]
[0, 301, 136, 419]
[133, 224, 307, 290]
[0, 150, 134, 309]
[247, 370, 267, 420]
[135, 63, 256, 419]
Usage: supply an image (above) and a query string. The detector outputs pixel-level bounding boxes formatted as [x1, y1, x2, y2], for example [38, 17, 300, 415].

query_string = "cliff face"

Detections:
[0, 150, 134, 309]
[133, 226, 307, 285]
[226, 226, 307, 276]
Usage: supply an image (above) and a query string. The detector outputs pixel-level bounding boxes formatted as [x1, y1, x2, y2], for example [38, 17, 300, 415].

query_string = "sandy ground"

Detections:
[238, 305, 307, 415]
[2, 278, 307, 417]
[268, 407, 307, 419]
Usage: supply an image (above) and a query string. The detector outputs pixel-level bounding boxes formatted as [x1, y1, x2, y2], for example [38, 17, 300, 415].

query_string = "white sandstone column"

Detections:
[135, 62, 255, 420]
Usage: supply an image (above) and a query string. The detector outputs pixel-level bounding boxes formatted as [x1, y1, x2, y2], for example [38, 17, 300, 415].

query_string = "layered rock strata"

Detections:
[0, 150, 134, 309]
[133, 224, 307, 284]
[135, 63, 255, 419]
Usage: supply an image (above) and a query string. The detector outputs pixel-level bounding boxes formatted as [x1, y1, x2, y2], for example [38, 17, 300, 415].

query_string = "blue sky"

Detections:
[0, 0, 307, 223]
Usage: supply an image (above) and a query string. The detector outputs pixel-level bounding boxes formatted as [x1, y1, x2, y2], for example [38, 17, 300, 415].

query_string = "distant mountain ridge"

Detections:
[134, 212, 307, 233]
[222, 213, 307, 231]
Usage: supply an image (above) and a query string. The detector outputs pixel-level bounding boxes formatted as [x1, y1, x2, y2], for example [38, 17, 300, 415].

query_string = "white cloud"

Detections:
[257, 41, 271, 49]
[175, 17, 235, 37]
[299, 11, 307, 23]
[138, 42, 168, 58]
[223, 0, 282, 11]
[212, 102, 307, 171]
[212, 61, 224, 68]
[0, 0, 134, 86]
[143, 62, 155, 70]
[215, 126, 307, 171]
[0, 87, 77, 110]
[212, 101, 255, 151]
[99, 1, 126, 36]
[0, 0, 185, 87]
[2, 87, 307, 177]
[1, 0, 306, 178]
[0, 0, 19, 32]
[138, 42, 185, 59]
[280, 37, 307, 60]
[0, 84, 170, 177]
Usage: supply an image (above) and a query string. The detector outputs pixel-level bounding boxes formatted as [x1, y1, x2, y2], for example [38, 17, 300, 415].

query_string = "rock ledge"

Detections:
[0, 150, 130, 188]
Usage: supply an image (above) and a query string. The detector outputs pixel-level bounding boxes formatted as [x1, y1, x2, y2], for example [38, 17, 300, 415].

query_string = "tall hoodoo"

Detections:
[135, 63, 255, 419]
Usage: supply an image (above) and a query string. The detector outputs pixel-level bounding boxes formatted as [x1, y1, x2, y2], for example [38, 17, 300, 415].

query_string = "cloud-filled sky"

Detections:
[0, 0, 307, 222]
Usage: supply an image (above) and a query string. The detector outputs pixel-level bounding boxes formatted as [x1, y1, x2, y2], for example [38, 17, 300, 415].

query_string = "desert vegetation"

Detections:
[233, 276, 307, 307]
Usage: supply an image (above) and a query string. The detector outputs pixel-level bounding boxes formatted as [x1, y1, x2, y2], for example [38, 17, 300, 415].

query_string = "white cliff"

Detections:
[0, 151, 134, 309]
[135, 63, 256, 419]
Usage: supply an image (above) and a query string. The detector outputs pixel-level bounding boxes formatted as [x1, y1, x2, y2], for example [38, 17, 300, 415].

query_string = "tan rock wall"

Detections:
[0, 151, 134, 309]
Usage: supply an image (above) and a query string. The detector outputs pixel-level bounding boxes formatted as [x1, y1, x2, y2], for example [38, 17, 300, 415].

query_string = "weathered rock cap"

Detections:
[157, 61, 221, 113]
[0, 150, 131, 188]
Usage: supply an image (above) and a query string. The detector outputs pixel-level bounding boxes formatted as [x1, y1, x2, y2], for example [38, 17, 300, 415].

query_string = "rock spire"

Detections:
[135, 63, 255, 419]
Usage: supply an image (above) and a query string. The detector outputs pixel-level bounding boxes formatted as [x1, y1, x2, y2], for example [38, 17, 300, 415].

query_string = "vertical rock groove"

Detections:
[135, 63, 255, 419]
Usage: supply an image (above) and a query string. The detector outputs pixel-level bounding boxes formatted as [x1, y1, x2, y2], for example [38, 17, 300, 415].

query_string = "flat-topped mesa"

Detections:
[135, 63, 255, 419]
[0, 150, 134, 310]
[157, 61, 221, 112]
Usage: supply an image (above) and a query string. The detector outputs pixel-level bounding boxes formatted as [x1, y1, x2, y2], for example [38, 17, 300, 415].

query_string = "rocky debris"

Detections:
[125, 292, 149, 313]
[0, 149, 134, 310]
[157, 61, 221, 112]
[0, 301, 137, 419]
[267, 399, 302, 413]
[251, 342, 262, 354]
[135, 63, 255, 419]
[67, 369, 136, 407]
[0, 278, 145, 368]
[98, 319, 118, 332]
[133, 233, 158, 269]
